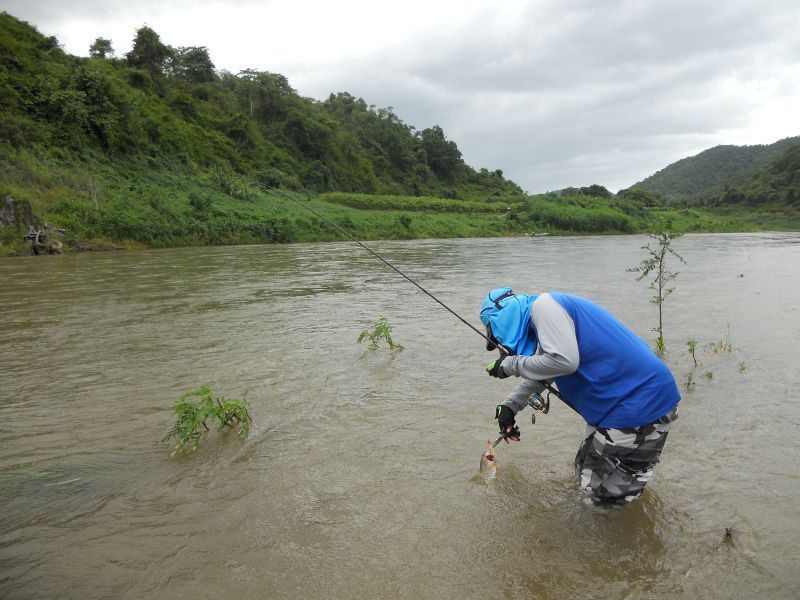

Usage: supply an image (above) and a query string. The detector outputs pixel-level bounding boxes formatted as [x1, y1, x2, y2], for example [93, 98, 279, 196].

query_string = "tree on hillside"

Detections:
[324, 92, 369, 119]
[226, 69, 294, 122]
[126, 26, 173, 76]
[618, 188, 663, 206]
[172, 46, 216, 83]
[417, 125, 463, 181]
[89, 37, 113, 59]
[581, 184, 612, 198]
[285, 114, 333, 160]
[369, 106, 416, 173]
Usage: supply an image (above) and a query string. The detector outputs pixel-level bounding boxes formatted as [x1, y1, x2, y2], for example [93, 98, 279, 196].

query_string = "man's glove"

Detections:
[495, 405, 520, 440]
[486, 356, 509, 379]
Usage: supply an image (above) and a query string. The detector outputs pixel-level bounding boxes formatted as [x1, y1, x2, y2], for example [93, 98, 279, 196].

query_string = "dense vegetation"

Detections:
[0, 13, 523, 197]
[629, 136, 800, 230]
[702, 143, 800, 229]
[0, 13, 795, 256]
[632, 137, 800, 204]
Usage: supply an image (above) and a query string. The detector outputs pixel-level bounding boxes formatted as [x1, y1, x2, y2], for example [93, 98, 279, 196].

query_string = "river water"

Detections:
[1, 233, 798, 599]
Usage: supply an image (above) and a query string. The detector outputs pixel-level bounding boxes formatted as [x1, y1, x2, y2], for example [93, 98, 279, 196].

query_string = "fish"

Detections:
[479, 440, 498, 482]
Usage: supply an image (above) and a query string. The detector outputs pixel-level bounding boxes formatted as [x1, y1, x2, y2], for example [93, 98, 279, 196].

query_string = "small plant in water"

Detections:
[357, 315, 404, 356]
[704, 371, 713, 380]
[685, 371, 696, 391]
[738, 362, 747, 373]
[628, 230, 685, 357]
[687, 338, 699, 367]
[163, 385, 251, 456]
[710, 323, 733, 354]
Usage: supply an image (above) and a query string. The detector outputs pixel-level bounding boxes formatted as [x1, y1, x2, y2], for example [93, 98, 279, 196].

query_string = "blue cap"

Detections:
[479, 288, 538, 356]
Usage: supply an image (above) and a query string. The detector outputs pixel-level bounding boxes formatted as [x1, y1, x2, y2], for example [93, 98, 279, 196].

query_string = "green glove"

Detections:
[486, 357, 509, 379]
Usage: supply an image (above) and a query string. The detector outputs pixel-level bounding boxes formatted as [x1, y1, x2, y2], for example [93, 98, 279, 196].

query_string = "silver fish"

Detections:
[479, 439, 500, 482]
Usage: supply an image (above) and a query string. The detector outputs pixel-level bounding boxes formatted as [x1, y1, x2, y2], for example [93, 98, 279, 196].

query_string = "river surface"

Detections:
[1, 233, 799, 599]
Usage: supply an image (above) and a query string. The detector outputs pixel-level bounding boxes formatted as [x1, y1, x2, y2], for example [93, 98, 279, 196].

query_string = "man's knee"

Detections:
[575, 427, 667, 505]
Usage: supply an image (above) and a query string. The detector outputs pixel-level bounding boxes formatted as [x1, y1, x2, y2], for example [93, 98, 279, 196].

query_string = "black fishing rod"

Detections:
[255, 182, 567, 404]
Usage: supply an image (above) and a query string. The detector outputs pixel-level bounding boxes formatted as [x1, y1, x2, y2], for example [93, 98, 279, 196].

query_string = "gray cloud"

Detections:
[4, 0, 800, 192]
[1, 0, 269, 23]
[293, 0, 800, 191]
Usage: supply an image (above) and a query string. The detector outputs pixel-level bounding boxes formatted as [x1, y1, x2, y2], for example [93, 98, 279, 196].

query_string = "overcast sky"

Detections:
[4, 0, 800, 193]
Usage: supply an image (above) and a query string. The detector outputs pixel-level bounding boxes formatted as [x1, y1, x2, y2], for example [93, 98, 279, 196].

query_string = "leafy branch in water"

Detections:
[628, 230, 685, 356]
[163, 385, 251, 456]
[357, 316, 404, 356]
[687, 338, 698, 367]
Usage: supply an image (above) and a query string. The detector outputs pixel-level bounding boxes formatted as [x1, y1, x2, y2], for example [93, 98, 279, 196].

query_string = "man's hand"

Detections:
[495, 405, 520, 442]
[486, 356, 509, 379]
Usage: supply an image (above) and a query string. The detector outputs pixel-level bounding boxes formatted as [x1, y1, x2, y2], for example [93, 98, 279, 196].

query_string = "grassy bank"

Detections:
[0, 146, 519, 255]
[0, 145, 759, 257]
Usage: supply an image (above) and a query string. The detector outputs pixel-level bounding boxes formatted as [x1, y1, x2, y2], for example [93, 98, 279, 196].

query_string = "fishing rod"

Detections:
[255, 182, 567, 404]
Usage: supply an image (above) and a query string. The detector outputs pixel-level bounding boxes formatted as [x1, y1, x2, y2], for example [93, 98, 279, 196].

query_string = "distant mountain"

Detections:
[630, 136, 800, 203]
[708, 141, 800, 209]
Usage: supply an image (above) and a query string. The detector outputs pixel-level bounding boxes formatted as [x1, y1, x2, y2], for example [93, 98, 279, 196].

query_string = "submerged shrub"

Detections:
[163, 385, 251, 456]
[357, 315, 404, 356]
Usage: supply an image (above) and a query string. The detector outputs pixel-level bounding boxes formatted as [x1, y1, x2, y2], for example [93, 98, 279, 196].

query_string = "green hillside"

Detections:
[0, 13, 526, 199]
[0, 13, 528, 251]
[631, 136, 800, 204]
[702, 142, 800, 229]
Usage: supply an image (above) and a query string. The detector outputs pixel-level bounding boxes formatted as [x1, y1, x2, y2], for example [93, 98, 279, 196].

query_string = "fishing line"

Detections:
[254, 182, 493, 343]
[254, 182, 567, 403]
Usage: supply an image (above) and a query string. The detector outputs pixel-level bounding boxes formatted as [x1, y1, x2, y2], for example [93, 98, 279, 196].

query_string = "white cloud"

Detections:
[4, 0, 800, 192]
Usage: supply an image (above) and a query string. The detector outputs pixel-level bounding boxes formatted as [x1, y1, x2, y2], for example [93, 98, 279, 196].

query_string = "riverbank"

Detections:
[2, 148, 774, 258]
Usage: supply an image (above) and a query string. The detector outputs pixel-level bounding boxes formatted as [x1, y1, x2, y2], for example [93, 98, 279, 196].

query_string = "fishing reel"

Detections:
[526, 392, 550, 424]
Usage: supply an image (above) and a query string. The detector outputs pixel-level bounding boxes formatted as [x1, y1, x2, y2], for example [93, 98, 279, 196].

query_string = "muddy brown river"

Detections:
[1, 233, 798, 599]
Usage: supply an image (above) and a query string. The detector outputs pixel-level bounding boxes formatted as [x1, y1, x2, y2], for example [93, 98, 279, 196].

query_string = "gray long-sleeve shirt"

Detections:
[499, 293, 580, 413]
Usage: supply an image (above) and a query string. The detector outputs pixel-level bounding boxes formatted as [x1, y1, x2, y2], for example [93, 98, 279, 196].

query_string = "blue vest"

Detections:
[548, 293, 680, 428]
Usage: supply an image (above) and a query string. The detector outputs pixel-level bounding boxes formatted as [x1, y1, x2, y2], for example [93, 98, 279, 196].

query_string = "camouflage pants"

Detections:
[575, 409, 678, 506]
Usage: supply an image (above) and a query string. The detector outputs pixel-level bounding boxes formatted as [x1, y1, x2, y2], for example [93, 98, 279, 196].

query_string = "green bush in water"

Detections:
[163, 385, 251, 456]
[357, 315, 404, 356]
